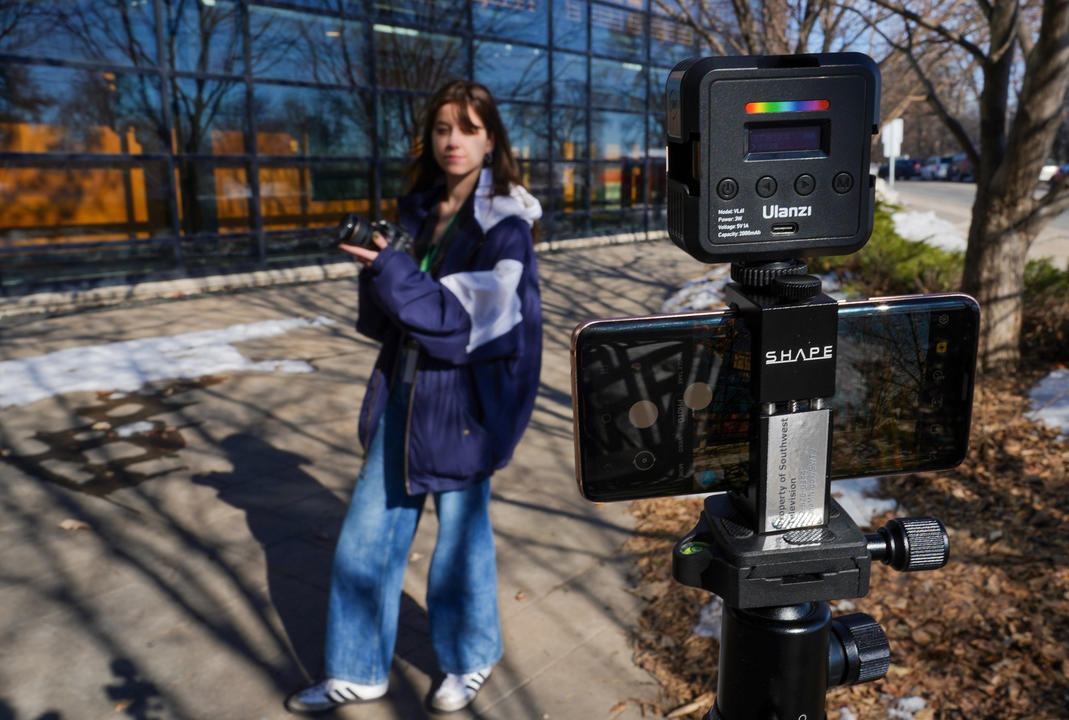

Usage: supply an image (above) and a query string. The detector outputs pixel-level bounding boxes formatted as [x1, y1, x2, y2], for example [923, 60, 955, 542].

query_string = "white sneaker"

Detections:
[285, 678, 388, 714]
[429, 667, 492, 713]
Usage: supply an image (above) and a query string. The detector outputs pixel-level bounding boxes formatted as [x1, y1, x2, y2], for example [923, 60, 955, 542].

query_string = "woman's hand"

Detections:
[339, 232, 389, 268]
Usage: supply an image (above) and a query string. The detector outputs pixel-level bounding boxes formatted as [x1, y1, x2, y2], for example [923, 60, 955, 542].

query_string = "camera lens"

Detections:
[337, 214, 358, 244]
[336, 213, 373, 247]
[633, 450, 656, 471]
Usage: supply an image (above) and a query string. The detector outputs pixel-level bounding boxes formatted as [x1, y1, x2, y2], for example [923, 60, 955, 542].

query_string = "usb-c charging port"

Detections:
[771, 222, 798, 235]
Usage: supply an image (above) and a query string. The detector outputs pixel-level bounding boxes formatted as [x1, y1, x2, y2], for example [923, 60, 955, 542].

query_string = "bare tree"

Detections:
[652, 0, 868, 55]
[860, 0, 1069, 370]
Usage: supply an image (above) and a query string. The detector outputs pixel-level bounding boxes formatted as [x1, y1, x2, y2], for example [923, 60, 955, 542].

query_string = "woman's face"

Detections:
[431, 102, 493, 181]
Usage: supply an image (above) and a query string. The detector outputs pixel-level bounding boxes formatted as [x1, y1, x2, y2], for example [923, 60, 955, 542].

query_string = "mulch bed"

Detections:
[623, 366, 1069, 719]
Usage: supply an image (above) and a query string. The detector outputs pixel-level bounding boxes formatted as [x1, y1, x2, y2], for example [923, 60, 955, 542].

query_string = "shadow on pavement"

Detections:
[193, 433, 440, 713]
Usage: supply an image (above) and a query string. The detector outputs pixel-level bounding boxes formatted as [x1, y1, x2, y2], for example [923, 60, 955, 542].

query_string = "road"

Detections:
[889, 180, 1069, 268]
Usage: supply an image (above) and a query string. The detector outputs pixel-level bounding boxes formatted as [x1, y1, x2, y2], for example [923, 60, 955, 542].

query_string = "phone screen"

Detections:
[572, 293, 979, 502]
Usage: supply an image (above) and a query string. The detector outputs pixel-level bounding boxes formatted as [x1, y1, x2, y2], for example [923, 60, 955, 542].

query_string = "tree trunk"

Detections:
[962, 193, 1031, 372]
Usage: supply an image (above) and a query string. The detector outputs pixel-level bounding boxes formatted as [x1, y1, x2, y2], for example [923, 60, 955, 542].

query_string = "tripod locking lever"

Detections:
[866, 517, 950, 572]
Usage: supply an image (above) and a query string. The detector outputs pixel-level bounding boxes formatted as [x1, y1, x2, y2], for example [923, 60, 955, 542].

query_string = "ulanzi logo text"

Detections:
[762, 204, 812, 219]
[765, 345, 834, 365]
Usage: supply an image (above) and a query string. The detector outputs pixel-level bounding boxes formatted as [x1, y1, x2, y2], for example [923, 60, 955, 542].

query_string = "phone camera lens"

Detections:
[633, 450, 656, 471]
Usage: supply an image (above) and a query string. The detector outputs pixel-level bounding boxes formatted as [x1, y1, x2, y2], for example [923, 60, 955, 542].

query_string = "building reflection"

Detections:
[1, 0, 696, 291]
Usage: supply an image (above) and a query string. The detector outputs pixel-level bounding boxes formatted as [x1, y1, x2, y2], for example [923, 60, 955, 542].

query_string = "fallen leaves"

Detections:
[622, 367, 1069, 719]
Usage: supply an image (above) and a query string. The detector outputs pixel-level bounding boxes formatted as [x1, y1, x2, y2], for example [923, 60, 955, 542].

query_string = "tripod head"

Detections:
[668, 260, 950, 720]
[568, 51, 969, 720]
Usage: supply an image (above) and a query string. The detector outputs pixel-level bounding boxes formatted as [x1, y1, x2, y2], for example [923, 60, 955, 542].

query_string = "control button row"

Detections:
[715, 172, 855, 200]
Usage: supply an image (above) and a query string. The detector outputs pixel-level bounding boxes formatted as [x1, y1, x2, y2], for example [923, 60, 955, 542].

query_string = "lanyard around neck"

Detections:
[419, 211, 458, 273]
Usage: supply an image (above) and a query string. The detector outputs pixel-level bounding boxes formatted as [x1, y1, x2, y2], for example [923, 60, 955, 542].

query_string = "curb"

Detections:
[0, 231, 666, 319]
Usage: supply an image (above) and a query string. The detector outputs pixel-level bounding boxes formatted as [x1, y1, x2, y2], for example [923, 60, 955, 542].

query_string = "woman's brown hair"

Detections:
[405, 81, 521, 197]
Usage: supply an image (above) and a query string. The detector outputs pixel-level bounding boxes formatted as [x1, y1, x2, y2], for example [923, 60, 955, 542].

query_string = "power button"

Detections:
[717, 178, 739, 200]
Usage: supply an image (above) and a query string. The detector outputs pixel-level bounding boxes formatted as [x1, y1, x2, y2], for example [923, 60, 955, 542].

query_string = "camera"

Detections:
[336, 213, 415, 255]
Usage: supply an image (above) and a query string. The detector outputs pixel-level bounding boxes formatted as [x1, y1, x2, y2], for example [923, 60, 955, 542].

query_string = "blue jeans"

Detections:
[324, 390, 502, 684]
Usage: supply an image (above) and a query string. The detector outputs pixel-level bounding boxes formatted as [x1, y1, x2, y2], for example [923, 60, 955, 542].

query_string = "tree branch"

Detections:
[863, 0, 989, 61]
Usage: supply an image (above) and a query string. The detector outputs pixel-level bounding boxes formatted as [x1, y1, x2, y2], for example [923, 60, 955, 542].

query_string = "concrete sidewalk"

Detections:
[0, 240, 702, 720]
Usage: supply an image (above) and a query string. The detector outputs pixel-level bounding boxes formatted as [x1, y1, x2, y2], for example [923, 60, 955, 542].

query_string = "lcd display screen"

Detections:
[747, 124, 823, 154]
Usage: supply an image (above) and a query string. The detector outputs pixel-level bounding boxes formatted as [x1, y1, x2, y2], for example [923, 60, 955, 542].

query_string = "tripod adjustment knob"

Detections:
[771, 273, 823, 300]
[867, 517, 950, 572]
[830, 613, 891, 686]
[730, 259, 808, 288]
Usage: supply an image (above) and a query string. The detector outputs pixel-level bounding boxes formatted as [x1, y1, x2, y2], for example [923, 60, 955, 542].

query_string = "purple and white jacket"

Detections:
[356, 169, 543, 494]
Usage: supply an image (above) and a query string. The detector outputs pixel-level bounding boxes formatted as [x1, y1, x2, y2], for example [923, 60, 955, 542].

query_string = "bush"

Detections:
[1022, 257, 1069, 363]
[809, 200, 964, 296]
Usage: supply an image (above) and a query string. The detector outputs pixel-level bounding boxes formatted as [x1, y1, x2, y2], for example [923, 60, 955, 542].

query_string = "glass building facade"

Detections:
[0, 0, 701, 293]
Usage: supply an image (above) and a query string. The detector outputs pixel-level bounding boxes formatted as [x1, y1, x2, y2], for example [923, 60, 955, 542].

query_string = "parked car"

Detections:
[1039, 163, 1060, 183]
[1051, 163, 1069, 184]
[948, 153, 973, 181]
[921, 155, 954, 180]
[877, 157, 923, 180]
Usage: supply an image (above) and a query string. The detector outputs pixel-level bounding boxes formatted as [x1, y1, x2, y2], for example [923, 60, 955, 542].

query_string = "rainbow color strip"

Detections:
[745, 100, 829, 113]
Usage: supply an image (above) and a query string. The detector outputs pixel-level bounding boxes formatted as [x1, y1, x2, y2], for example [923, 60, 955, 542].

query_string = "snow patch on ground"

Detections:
[1025, 368, 1069, 438]
[0, 316, 335, 408]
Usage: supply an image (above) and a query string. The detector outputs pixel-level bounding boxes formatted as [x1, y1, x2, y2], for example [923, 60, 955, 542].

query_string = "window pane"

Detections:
[259, 162, 371, 230]
[375, 26, 465, 92]
[648, 110, 667, 153]
[552, 106, 586, 159]
[592, 160, 645, 208]
[175, 161, 250, 234]
[499, 103, 549, 160]
[591, 2, 645, 61]
[254, 85, 372, 157]
[0, 158, 173, 246]
[474, 0, 548, 45]
[250, 6, 370, 86]
[377, 95, 423, 158]
[0, 0, 157, 67]
[179, 233, 259, 269]
[590, 110, 645, 160]
[650, 16, 696, 63]
[165, 0, 244, 76]
[552, 51, 586, 106]
[276, 0, 367, 16]
[547, 210, 589, 238]
[519, 161, 551, 207]
[649, 158, 666, 205]
[474, 42, 548, 103]
[553, 161, 587, 212]
[553, 0, 587, 52]
[590, 208, 645, 234]
[0, 64, 166, 155]
[649, 65, 673, 111]
[373, 0, 467, 32]
[590, 58, 644, 110]
[380, 160, 410, 221]
[171, 79, 247, 155]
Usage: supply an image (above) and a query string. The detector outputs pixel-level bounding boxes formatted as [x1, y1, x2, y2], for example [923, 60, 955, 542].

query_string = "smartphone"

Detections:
[571, 293, 979, 502]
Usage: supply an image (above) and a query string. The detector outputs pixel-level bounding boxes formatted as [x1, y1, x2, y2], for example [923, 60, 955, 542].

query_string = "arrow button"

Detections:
[756, 176, 777, 198]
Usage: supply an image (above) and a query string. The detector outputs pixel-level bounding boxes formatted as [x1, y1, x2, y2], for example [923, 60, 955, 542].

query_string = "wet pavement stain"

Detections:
[0, 376, 225, 497]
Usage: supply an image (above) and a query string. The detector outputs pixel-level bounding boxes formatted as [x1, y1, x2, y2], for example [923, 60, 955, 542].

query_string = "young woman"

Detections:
[285, 81, 542, 715]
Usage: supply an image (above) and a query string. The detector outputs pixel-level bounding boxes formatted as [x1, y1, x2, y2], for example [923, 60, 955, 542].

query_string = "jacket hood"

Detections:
[473, 168, 542, 232]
